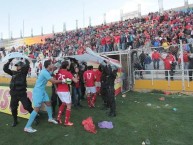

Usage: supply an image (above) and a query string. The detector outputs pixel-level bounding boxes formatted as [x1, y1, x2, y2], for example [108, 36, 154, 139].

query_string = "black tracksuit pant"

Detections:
[10, 91, 33, 121]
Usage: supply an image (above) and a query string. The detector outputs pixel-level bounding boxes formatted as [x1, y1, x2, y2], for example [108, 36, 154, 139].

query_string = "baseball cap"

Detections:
[15, 61, 25, 67]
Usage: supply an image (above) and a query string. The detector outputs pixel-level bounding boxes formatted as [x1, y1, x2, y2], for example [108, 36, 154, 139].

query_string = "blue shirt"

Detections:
[34, 68, 52, 91]
[154, 41, 160, 47]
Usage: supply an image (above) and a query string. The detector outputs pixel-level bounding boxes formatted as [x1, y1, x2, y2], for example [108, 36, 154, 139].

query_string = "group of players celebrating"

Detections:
[3, 57, 118, 133]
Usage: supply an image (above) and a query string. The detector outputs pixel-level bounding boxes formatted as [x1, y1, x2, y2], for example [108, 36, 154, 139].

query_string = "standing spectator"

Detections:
[162, 39, 170, 51]
[168, 52, 176, 75]
[161, 54, 173, 81]
[101, 36, 106, 52]
[144, 54, 152, 70]
[72, 66, 82, 107]
[152, 49, 160, 70]
[139, 51, 146, 70]
[169, 40, 179, 61]
[79, 62, 87, 100]
[105, 35, 112, 52]
[120, 32, 127, 50]
[187, 35, 193, 52]
[134, 60, 143, 79]
[127, 32, 134, 49]
[36, 66, 40, 76]
[183, 40, 190, 52]
[113, 33, 120, 51]
[39, 62, 43, 71]
[153, 38, 161, 52]
[188, 54, 193, 81]
[183, 51, 190, 71]
[28, 67, 31, 77]
[29, 53, 36, 68]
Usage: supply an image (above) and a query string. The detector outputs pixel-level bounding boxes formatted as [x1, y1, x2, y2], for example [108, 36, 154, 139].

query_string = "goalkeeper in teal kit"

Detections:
[24, 60, 66, 133]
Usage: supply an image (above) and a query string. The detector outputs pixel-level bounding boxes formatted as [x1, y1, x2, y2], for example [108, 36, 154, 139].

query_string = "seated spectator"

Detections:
[183, 40, 190, 52]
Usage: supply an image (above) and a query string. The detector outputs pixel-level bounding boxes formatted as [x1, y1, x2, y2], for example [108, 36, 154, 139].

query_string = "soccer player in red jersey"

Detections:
[83, 65, 97, 108]
[55, 61, 78, 126]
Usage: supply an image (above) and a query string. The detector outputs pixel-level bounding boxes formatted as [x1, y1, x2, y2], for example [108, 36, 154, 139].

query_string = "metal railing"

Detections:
[133, 69, 193, 89]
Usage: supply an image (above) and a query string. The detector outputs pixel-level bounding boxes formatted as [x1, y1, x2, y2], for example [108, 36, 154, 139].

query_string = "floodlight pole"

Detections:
[89, 16, 91, 27]
[31, 28, 33, 37]
[180, 40, 185, 91]
[120, 9, 123, 21]
[83, 2, 85, 28]
[128, 47, 132, 91]
[138, 4, 141, 18]
[8, 14, 10, 40]
[104, 13, 106, 25]
[63, 22, 66, 32]
[52, 25, 55, 34]
[41, 26, 43, 36]
[158, 0, 163, 14]
[76, 20, 78, 30]
[184, 0, 189, 8]
[23, 20, 25, 38]
[1, 32, 3, 40]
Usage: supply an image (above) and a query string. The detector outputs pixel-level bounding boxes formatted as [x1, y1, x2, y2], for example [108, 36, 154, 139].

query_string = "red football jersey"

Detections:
[83, 70, 96, 87]
[55, 69, 73, 92]
[95, 69, 102, 82]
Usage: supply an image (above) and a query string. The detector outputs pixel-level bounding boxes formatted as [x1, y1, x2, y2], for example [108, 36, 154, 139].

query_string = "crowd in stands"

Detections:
[6, 8, 193, 56]
[1, 8, 193, 80]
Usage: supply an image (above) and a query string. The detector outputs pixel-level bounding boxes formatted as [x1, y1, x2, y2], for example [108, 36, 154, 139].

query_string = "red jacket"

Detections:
[169, 54, 175, 62]
[101, 38, 106, 46]
[163, 58, 171, 70]
[183, 53, 189, 62]
[114, 35, 120, 44]
[152, 52, 160, 60]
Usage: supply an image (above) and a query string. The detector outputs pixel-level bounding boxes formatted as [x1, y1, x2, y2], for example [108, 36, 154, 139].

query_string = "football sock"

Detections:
[46, 106, 53, 120]
[25, 110, 37, 128]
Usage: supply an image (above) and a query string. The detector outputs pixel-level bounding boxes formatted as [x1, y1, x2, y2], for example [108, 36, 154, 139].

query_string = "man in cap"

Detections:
[3, 58, 36, 127]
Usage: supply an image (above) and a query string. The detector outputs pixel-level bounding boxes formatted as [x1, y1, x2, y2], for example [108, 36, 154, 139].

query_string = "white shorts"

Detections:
[95, 82, 101, 87]
[57, 92, 71, 104]
[86, 86, 96, 94]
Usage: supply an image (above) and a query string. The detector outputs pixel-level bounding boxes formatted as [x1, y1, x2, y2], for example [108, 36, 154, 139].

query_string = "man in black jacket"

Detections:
[188, 54, 193, 81]
[3, 58, 35, 127]
[101, 60, 117, 117]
